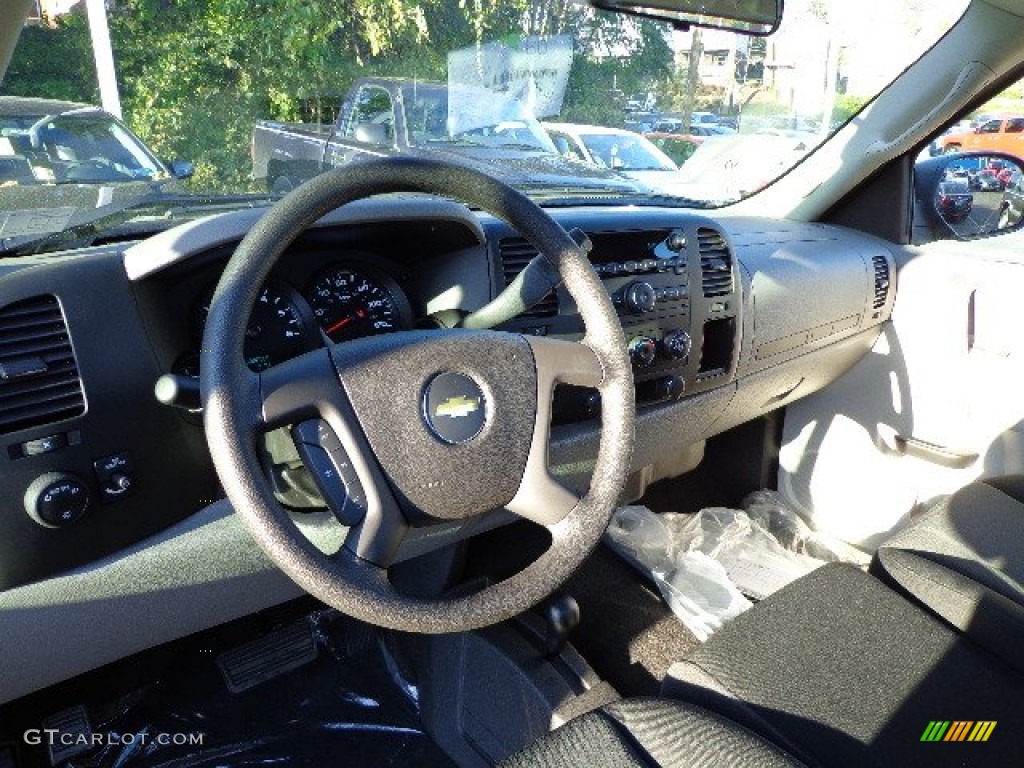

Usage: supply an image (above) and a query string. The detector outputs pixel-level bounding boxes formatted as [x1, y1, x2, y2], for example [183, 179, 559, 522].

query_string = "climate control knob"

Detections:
[628, 336, 659, 368]
[662, 329, 693, 360]
[624, 281, 657, 314]
[24, 472, 89, 528]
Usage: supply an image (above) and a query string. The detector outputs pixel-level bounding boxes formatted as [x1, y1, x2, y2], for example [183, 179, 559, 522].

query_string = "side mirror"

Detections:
[168, 160, 194, 179]
[354, 123, 389, 146]
[913, 151, 1024, 242]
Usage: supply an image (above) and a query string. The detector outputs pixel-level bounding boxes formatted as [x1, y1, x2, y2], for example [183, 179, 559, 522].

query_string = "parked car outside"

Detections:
[970, 168, 1003, 191]
[543, 122, 693, 196]
[935, 179, 974, 221]
[938, 115, 1024, 159]
[252, 78, 643, 194]
[0, 96, 192, 186]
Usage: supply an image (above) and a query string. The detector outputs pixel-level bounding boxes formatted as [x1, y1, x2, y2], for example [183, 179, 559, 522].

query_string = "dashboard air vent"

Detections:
[697, 228, 733, 298]
[871, 254, 890, 310]
[498, 237, 558, 318]
[0, 295, 85, 435]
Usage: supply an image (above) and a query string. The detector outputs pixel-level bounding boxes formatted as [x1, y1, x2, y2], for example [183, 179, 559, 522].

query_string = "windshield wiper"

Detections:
[0, 191, 279, 257]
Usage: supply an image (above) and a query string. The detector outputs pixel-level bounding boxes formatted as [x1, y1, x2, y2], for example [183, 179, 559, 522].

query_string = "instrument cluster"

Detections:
[182, 260, 414, 374]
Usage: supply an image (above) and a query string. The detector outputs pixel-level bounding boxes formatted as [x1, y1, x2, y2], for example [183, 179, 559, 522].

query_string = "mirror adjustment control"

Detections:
[25, 472, 89, 528]
[94, 453, 136, 503]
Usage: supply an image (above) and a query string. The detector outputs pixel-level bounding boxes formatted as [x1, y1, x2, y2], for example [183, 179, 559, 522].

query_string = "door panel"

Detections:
[778, 236, 1024, 549]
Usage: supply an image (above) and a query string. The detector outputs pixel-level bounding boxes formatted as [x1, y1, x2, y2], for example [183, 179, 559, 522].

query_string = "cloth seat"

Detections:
[499, 697, 806, 768]
[869, 475, 1024, 673]
[507, 565, 1024, 767]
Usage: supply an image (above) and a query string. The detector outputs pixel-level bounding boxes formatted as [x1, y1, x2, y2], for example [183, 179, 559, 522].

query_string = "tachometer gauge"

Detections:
[306, 266, 411, 343]
[196, 284, 312, 372]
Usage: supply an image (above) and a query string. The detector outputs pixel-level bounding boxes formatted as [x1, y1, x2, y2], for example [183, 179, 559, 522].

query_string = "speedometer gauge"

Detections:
[196, 284, 311, 372]
[306, 266, 411, 343]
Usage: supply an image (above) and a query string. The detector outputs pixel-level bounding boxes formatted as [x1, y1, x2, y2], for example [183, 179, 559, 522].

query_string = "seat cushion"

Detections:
[499, 698, 806, 768]
[870, 477, 1024, 671]
[663, 564, 1024, 768]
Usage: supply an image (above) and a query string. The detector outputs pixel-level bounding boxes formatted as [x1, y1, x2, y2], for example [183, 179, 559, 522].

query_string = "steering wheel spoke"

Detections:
[256, 349, 409, 568]
[505, 336, 604, 526]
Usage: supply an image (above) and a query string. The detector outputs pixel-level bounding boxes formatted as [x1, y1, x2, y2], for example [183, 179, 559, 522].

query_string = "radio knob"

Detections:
[624, 281, 657, 313]
[628, 336, 659, 368]
[662, 329, 693, 360]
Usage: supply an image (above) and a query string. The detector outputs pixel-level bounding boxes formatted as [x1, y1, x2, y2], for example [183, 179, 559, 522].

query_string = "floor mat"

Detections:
[58, 610, 454, 768]
[564, 544, 699, 698]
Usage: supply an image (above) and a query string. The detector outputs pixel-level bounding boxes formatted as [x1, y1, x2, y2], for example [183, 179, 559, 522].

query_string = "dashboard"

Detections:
[0, 197, 896, 594]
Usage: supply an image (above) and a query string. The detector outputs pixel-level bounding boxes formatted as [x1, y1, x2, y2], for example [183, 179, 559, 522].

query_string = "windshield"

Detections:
[0, 0, 970, 250]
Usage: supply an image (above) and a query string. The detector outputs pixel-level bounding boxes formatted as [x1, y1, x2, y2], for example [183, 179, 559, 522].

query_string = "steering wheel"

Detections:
[201, 157, 634, 633]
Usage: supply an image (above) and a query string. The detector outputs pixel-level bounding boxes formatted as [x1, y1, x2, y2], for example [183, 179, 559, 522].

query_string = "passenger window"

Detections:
[978, 119, 1002, 134]
[1006, 118, 1024, 134]
[344, 87, 395, 146]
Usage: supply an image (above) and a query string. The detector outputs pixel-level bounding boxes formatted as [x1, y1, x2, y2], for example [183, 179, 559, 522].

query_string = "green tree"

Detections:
[1, 15, 98, 102]
[4, 0, 675, 191]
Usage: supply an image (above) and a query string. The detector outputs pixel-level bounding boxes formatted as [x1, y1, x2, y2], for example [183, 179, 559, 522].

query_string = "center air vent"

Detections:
[498, 237, 558, 318]
[0, 295, 85, 435]
[871, 254, 891, 310]
[697, 227, 733, 298]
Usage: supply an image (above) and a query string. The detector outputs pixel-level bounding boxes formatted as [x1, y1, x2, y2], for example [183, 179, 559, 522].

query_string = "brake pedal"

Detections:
[41, 705, 92, 766]
[217, 618, 317, 693]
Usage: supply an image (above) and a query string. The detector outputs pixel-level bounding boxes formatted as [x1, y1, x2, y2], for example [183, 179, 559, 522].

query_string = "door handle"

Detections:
[893, 435, 978, 469]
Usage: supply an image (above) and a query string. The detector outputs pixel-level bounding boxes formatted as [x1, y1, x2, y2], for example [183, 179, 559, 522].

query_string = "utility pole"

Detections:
[682, 28, 702, 130]
[85, 0, 122, 117]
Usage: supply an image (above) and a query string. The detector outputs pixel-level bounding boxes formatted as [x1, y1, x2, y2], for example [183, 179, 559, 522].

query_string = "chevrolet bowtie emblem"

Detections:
[434, 395, 480, 419]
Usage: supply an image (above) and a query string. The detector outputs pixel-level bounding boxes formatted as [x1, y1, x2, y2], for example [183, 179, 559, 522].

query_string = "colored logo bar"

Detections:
[921, 721, 996, 742]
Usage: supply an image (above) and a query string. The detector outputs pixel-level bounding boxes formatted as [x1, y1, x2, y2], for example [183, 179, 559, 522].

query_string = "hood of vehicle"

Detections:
[617, 169, 693, 196]
[0, 180, 187, 243]
[674, 134, 810, 202]
[401, 145, 648, 193]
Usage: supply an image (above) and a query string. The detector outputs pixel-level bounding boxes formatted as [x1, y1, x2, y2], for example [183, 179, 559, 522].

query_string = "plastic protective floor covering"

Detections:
[61, 610, 455, 768]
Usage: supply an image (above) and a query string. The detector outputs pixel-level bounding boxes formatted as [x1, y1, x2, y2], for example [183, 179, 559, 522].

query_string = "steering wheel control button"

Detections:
[93, 452, 137, 503]
[423, 372, 487, 445]
[292, 418, 342, 454]
[291, 420, 366, 525]
[25, 472, 89, 527]
[292, 438, 366, 526]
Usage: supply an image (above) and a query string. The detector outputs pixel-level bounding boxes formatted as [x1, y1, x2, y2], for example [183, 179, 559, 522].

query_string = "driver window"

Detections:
[344, 87, 395, 145]
[978, 119, 1002, 134]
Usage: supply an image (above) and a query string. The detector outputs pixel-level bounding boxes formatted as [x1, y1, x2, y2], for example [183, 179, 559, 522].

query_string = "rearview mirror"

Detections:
[913, 152, 1024, 242]
[588, 0, 782, 34]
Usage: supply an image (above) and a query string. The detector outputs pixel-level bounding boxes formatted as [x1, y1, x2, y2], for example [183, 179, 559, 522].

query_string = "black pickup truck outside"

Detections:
[251, 77, 645, 194]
